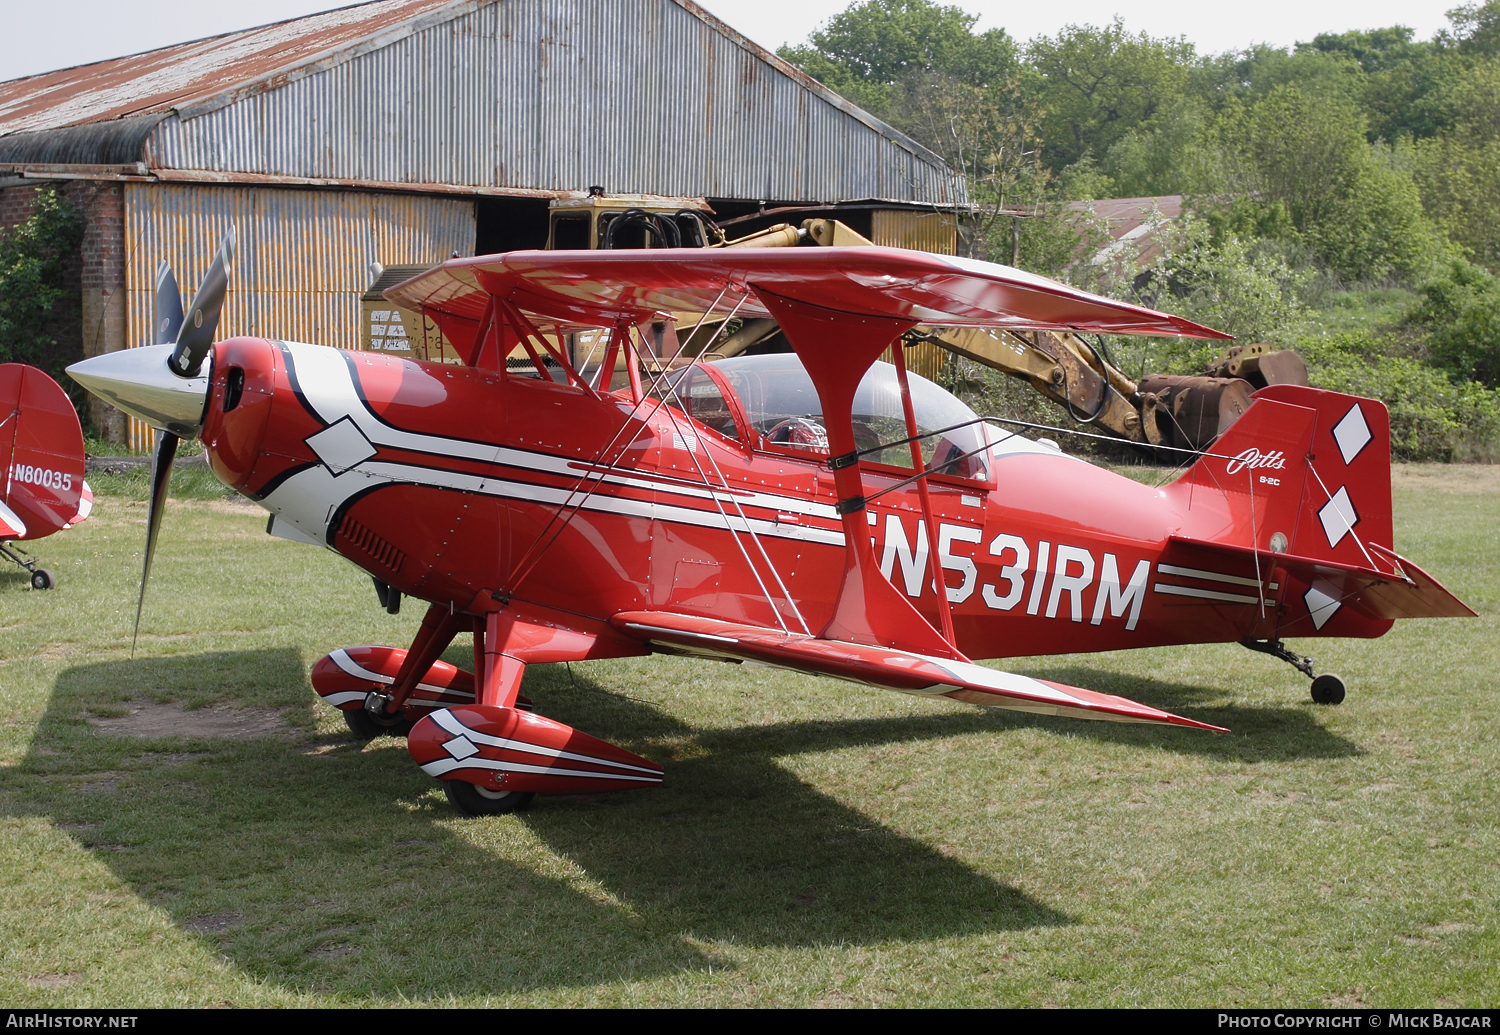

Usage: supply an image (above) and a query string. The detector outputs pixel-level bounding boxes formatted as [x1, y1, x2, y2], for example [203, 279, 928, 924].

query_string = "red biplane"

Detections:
[2, 363, 91, 589]
[68, 241, 1473, 815]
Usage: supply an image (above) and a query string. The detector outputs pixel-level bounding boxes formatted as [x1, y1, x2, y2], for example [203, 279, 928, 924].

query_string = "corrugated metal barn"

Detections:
[0, 0, 964, 443]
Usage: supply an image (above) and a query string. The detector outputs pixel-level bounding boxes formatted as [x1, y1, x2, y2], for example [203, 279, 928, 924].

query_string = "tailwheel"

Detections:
[443, 780, 535, 816]
[30, 569, 55, 590]
[1310, 673, 1347, 706]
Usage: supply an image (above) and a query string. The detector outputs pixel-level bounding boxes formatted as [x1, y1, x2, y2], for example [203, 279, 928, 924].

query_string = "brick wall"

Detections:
[78, 182, 127, 440]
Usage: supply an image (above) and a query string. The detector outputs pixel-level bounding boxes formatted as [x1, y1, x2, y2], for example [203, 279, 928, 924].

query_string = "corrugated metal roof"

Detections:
[0, 0, 468, 135]
[0, 0, 962, 206]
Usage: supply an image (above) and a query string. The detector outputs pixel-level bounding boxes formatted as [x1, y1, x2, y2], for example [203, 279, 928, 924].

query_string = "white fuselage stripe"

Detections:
[272, 342, 847, 547]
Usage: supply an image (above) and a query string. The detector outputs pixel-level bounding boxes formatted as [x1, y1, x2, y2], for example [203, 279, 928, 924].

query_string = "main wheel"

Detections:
[1310, 673, 1347, 705]
[342, 706, 413, 739]
[30, 569, 54, 590]
[443, 780, 534, 816]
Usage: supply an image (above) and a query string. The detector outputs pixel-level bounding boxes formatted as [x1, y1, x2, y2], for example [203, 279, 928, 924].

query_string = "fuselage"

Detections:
[201, 338, 1379, 661]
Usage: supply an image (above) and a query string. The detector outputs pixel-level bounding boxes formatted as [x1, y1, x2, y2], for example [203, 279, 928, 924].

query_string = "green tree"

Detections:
[776, 1, 1039, 264]
[1026, 20, 1195, 173]
[0, 188, 82, 374]
[777, 0, 1017, 119]
[1100, 94, 1212, 197]
[1303, 26, 1458, 141]
[1220, 85, 1442, 280]
[1444, 0, 1500, 55]
[898, 74, 1046, 259]
[1190, 44, 1362, 113]
[1413, 59, 1500, 268]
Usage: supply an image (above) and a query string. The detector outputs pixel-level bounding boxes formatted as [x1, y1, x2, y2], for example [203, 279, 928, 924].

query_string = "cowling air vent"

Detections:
[338, 514, 405, 573]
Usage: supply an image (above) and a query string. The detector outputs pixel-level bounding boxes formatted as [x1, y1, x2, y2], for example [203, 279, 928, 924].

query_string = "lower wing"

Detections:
[611, 611, 1225, 732]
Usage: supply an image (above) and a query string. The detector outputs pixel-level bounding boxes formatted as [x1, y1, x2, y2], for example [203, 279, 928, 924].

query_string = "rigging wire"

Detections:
[502, 287, 744, 596]
[657, 361, 812, 635]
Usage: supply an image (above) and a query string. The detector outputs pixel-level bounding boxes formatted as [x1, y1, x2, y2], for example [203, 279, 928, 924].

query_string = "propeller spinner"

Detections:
[66, 230, 236, 649]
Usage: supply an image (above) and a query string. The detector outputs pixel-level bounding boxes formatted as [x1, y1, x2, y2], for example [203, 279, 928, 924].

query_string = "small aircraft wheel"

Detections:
[1310, 673, 1347, 706]
[443, 780, 534, 816]
[342, 707, 413, 739]
[30, 569, 55, 590]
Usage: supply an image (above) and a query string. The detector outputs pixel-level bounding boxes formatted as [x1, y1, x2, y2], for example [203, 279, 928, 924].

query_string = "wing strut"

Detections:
[756, 290, 965, 662]
[890, 340, 959, 647]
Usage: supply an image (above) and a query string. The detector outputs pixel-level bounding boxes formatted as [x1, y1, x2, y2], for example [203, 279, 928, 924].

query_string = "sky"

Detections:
[3, 0, 1461, 80]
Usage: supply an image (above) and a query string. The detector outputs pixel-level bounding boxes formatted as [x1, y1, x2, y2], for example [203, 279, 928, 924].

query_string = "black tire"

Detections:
[443, 780, 534, 816]
[30, 569, 54, 590]
[1310, 673, 1347, 705]
[342, 706, 414, 739]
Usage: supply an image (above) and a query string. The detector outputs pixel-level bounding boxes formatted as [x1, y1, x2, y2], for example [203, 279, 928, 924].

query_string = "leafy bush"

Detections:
[1139, 219, 1314, 347]
[1298, 332, 1500, 460]
[1406, 257, 1500, 385]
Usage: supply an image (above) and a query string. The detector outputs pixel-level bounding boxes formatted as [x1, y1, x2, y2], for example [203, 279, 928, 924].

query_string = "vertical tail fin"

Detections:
[1164, 387, 1470, 639]
[1170, 385, 1393, 567]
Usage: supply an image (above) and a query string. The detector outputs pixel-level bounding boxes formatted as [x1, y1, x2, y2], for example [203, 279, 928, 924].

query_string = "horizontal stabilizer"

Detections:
[611, 611, 1225, 732]
[1166, 536, 1475, 623]
[1366, 544, 1477, 618]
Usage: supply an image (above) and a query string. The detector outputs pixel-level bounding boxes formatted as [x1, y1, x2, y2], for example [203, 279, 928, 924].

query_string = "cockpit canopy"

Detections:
[657, 353, 992, 481]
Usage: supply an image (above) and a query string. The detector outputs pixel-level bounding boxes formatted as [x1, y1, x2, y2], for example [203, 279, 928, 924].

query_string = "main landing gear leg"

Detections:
[444, 609, 534, 816]
[357, 603, 464, 734]
[1240, 638, 1347, 705]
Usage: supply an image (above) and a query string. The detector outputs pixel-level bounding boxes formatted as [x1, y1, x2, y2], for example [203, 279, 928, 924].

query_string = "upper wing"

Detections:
[611, 610, 1226, 732]
[387, 247, 1231, 341]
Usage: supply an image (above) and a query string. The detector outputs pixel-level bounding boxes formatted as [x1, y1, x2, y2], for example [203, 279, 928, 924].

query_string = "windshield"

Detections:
[706, 353, 991, 479]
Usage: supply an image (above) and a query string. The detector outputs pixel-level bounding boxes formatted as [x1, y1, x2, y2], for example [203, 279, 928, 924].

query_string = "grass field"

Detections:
[0, 464, 1495, 1007]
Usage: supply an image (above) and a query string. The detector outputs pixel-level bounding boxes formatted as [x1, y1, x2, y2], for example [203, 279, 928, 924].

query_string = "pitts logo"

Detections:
[1225, 448, 1288, 475]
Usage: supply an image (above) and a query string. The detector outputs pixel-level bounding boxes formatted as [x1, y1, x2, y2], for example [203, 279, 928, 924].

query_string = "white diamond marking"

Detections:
[1305, 583, 1341, 630]
[306, 417, 376, 473]
[1319, 486, 1359, 548]
[1332, 404, 1372, 465]
[443, 735, 479, 761]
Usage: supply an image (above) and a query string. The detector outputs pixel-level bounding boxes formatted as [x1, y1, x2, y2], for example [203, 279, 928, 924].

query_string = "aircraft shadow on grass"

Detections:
[1017, 662, 1364, 762]
[9, 649, 1131, 999]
